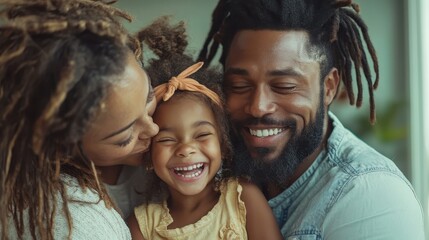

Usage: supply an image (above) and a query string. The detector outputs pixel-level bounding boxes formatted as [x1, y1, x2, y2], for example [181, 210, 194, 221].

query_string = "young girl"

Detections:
[127, 18, 282, 240]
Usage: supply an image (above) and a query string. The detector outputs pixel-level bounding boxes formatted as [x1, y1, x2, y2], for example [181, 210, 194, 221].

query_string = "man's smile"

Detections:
[248, 127, 286, 137]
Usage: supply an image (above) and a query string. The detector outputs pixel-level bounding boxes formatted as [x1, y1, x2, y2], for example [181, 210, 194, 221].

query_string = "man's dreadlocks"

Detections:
[198, 0, 379, 123]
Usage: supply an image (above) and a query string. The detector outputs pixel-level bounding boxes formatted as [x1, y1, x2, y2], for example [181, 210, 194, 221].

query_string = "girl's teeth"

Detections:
[176, 169, 203, 178]
[173, 163, 205, 178]
[174, 163, 203, 171]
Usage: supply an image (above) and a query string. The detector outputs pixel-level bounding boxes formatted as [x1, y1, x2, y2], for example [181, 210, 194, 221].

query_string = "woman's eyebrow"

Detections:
[147, 86, 154, 103]
[101, 120, 137, 140]
[146, 74, 154, 103]
[102, 71, 153, 141]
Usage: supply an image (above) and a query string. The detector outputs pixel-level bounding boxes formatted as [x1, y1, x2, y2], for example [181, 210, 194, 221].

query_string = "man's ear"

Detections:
[323, 68, 340, 106]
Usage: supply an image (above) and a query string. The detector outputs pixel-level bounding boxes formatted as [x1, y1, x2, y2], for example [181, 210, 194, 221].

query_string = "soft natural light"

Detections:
[422, 0, 429, 153]
[422, 0, 429, 237]
[409, 0, 429, 238]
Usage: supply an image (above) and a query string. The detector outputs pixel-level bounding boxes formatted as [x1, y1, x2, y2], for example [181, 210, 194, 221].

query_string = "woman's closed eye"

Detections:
[115, 135, 134, 147]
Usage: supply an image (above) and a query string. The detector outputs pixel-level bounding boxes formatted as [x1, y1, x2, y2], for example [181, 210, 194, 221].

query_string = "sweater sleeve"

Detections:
[54, 176, 131, 240]
[54, 198, 131, 240]
[7, 176, 131, 240]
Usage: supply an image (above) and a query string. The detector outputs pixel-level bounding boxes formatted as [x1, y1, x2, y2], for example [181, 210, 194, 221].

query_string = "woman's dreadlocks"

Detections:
[199, 0, 379, 123]
[0, 0, 141, 239]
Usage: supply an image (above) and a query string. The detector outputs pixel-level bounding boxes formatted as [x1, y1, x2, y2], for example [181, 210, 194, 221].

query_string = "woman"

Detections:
[0, 0, 158, 239]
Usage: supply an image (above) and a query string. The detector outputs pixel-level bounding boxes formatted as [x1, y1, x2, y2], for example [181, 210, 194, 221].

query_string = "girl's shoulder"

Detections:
[218, 178, 247, 216]
[219, 177, 256, 194]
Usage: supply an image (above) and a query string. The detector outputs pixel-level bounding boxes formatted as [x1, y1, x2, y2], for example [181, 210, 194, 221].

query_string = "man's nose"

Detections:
[245, 87, 276, 118]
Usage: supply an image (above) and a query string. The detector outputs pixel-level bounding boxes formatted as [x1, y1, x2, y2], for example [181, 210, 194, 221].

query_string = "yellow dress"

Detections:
[134, 178, 247, 240]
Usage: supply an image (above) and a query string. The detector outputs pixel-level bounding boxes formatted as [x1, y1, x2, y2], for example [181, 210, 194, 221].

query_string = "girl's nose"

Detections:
[175, 143, 196, 158]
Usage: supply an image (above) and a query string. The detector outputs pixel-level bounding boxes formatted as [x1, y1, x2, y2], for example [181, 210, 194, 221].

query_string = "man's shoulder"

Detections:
[326, 114, 404, 177]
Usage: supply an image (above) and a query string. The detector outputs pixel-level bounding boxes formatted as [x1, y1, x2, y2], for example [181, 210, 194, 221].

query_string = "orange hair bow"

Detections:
[153, 62, 221, 106]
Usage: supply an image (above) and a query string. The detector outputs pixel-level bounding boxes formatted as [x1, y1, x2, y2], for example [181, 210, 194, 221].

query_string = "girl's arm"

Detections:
[127, 213, 146, 240]
[239, 179, 283, 240]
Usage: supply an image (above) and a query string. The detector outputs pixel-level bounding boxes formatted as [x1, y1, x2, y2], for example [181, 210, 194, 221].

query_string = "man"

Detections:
[199, 0, 425, 239]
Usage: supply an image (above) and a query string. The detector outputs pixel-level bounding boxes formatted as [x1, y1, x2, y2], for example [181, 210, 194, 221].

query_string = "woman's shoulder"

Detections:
[63, 196, 131, 239]
[7, 175, 130, 239]
[62, 175, 131, 238]
[61, 174, 101, 202]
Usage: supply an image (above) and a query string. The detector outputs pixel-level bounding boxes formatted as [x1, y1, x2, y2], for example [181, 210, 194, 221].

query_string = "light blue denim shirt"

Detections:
[269, 113, 425, 240]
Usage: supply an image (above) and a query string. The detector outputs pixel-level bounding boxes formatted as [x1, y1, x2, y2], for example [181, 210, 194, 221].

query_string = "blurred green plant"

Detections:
[354, 101, 407, 142]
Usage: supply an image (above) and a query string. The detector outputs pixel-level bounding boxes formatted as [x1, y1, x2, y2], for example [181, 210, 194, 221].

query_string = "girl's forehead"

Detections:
[154, 96, 216, 126]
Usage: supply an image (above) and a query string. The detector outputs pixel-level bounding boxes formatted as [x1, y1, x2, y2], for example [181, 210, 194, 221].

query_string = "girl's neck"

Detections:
[167, 180, 220, 229]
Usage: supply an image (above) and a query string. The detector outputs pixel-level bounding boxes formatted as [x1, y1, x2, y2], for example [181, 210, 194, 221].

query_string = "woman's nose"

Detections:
[138, 115, 159, 140]
[146, 118, 159, 137]
[138, 97, 159, 140]
[147, 97, 157, 117]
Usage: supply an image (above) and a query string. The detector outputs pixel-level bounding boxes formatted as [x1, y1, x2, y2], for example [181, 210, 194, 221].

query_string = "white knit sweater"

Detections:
[104, 165, 150, 219]
[7, 175, 131, 239]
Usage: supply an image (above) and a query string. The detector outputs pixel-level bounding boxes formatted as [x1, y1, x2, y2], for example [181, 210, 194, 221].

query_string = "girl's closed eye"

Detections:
[196, 132, 213, 139]
[156, 137, 176, 143]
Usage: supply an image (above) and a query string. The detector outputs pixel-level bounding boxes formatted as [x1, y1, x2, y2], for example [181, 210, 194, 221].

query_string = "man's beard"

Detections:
[230, 97, 325, 188]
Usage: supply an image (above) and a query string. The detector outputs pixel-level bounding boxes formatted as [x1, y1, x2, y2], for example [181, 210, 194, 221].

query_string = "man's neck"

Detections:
[264, 146, 322, 199]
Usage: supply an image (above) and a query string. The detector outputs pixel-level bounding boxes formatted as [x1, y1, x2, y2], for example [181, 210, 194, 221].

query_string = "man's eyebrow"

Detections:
[102, 120, 136, 140]
[224, 67, 249, 76]
[268, 68, 303, 77]
[225, 67, 303, 78]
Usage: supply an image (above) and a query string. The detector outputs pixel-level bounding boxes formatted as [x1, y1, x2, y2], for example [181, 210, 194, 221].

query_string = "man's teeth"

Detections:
[249, 128, 284, 137]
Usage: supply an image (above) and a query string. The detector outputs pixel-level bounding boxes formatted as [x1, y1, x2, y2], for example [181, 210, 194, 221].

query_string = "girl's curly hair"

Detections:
[136, 17, 233, 202]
